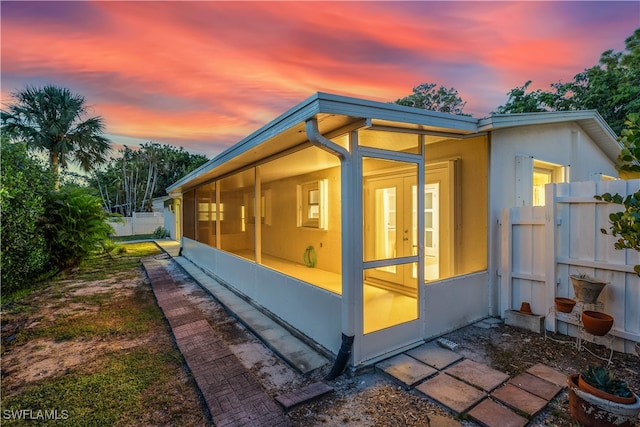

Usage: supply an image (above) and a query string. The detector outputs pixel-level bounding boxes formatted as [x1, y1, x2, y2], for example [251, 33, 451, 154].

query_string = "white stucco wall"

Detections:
[164, 208, 176, 238]
[423, 271, 489, 338]
[487, 122, 618, 316]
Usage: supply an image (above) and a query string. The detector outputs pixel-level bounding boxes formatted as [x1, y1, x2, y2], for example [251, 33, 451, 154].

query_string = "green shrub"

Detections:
[152, 226, 170, 239]
[40, 188, 115, 271]
[0, 142, 52, 295]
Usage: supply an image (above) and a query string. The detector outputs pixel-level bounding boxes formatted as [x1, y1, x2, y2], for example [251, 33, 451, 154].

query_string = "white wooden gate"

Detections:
[500, 179, 640, 353]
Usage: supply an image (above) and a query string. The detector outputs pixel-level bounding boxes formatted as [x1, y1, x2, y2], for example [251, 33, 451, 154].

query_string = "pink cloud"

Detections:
[2, 1, 638, 156]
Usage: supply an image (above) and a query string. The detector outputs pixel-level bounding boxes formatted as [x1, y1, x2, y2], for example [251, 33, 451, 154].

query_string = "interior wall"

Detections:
[261, 165, 342, 274]
[425, 135, 488, 276]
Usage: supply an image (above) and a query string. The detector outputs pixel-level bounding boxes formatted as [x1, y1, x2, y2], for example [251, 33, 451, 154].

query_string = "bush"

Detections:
[40, 188, 115, 271]
[0, 142, 52, 295]
[152, 226, 171, 239]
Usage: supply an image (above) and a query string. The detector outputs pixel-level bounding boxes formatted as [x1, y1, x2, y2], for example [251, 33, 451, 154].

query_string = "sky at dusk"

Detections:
[1, 1, 639, 158]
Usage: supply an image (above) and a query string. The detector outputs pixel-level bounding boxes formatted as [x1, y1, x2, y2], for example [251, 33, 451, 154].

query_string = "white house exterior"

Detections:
[166, 93, 621, 369]
[481, 112, 621, 317]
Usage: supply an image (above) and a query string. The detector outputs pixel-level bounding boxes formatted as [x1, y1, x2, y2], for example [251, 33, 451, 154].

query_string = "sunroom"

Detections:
[167, 93, 490, 368]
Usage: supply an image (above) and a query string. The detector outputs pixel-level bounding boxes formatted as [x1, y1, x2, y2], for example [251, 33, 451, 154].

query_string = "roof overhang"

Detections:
[167, 92, 478, 195]
[167, 94, 622, 196]
[478, 110, 622, 162]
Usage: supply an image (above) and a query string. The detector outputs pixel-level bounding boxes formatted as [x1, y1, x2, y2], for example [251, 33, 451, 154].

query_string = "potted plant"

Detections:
[568, 365, 640, 427]
[570, 273, 607, 304]
[578, 366, 635, 404]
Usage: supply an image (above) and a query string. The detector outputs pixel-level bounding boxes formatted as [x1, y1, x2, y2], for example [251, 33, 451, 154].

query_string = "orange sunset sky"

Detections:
[1, 1, 639, 158]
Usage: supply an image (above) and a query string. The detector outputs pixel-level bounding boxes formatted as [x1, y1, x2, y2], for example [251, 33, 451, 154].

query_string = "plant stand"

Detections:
[547, 302, 614, 364]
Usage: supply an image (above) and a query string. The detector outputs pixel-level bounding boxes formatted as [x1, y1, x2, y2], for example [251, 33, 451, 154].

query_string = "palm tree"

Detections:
[1, 85, 111, 190]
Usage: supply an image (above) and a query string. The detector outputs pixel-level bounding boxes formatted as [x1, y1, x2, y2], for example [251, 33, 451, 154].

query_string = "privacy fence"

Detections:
[500, 179, 640, 354]
[108, 212, 164, 236]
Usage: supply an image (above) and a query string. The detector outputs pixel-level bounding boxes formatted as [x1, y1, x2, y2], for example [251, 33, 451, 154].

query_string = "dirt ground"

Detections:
[2, 256, 639, 427]
[167, 260, 640, 427]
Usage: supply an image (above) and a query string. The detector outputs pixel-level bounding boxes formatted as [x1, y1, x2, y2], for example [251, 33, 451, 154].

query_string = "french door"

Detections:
[364, 174, 418, 291]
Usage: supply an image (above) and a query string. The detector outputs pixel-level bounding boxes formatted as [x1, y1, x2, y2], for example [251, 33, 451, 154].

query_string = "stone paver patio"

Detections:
[376, 341, 566, 427]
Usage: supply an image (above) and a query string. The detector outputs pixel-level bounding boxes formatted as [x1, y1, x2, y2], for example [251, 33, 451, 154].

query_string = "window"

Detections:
[298, 179, 328, 229]
[516, 156, 567, 206]
[532, 167, 553, 206]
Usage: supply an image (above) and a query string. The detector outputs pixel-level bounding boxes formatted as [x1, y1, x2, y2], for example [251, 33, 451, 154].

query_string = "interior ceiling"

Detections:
[260, 146, 340, 183]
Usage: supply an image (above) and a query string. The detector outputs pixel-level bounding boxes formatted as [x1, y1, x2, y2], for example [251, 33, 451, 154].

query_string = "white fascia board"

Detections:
[478, 110, 599, 130]
[315, 92, 479, 133]
[478, 110, 621, 162]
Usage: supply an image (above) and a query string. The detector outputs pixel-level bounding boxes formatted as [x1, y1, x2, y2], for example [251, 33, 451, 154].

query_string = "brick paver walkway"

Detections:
[142, 254, 291, 427]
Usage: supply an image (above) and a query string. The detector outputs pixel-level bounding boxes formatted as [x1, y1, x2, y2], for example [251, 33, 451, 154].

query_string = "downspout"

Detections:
[305, 118, 354, 380]
[324, 334, 355, 380]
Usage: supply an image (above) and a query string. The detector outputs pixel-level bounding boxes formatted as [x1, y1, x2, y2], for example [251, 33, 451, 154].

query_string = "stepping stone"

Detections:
[468, 398, 529, 427]
[275, 382, 334, 411]
[473, 320, 493, 329]
[526, 364, 567, 388]
[406, 342, 463, 370]
[427, 414, 464, 426]
[415, 373, 486, 414]
[491, 383, 548, 416]
[444, 359, 509, 392]
[376, 354, 438, 388]
[509, 372, 562, 400]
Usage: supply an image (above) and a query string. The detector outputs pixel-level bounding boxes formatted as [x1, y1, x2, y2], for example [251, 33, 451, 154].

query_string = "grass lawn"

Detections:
[110, 234, 155, 242]
[0, 243, 211, 426]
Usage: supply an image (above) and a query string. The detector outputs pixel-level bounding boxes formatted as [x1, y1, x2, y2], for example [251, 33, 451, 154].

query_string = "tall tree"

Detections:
[395, 82, 468, 115]
[594, 113, 640, 275]
[495, 28, 640, 135]
[1, 85, 111, 190]
[92, 142, 207, 215]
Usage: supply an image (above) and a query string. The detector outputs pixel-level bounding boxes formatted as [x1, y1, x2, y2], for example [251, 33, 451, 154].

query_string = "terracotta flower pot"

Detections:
[568, 374, 640, 427]
[578, 375, 637, 404]
[582, 311, 614, 336]
[519, 302, 532, 315]
[555, 297, 576, 313]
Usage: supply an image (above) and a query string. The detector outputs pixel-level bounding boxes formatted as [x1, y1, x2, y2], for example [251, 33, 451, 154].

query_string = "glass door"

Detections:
[362, 158, 421, 337]
[364, 175, 418, 292]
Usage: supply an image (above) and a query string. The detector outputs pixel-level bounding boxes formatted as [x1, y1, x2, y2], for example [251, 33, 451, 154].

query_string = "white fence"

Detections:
[108, 212, 164, 236]
[500, 179, 640, 354]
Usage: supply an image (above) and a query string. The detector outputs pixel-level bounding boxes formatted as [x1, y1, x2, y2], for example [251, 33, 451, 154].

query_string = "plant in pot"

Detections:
[568, 365, 640, 427]
[579, 366, 635, 404]
[570, 273, 608, 304]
